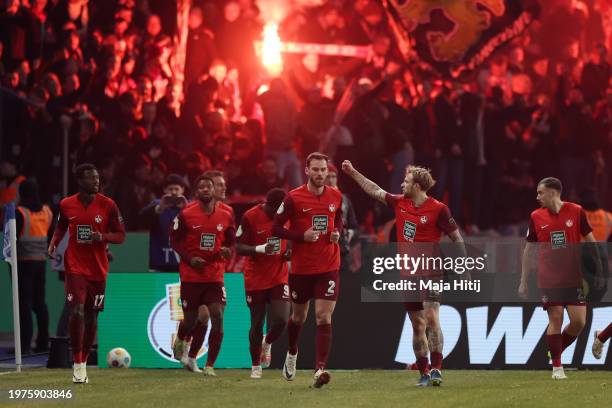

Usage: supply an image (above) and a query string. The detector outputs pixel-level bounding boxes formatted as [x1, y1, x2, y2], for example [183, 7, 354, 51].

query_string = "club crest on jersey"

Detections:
[420, 215, 428, 224]
[67, 293, 73, 302]
[95, 215, 103, 224]
[565, 219, 573, 228]
[216, 224, 223, 231]
[329, 203, 336, 212]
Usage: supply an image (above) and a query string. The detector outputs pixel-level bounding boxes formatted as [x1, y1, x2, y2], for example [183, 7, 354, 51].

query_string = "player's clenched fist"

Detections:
[189, 257, 206, 269]
[341, 160, 355, 175]
[303, 227, 320, 242]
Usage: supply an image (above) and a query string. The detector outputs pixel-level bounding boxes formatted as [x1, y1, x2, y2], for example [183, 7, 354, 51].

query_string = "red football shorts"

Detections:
[540, 287, 586, 310]
[403, 289, 442, 312]
[288, 271, 339, 304]
[65, 273, 107, 312]
[180, 282, 226, 311]
[246, 283, 290, 307]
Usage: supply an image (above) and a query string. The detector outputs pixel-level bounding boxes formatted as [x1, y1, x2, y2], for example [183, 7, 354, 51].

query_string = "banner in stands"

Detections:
[387, 0, 540, 79]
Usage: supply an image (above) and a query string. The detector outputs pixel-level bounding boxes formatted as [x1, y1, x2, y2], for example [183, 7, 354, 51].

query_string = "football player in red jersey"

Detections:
[272, 152, 343, 388]
[48, 163, 126, 384]
[170, 175, 235, 376]
[519, 177, 604, 379]
[342, 161, 465, 387]
[237, 188, 290, 379]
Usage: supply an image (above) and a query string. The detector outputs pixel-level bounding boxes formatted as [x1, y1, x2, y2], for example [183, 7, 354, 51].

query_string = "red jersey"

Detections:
[238, 204, 288, 291]
[170, 202, 235, 283]
[273, 184, 343, 275]
[50, 194, 125, 281]
[385, 194, 457, 243]
[526, 202, 592, 288]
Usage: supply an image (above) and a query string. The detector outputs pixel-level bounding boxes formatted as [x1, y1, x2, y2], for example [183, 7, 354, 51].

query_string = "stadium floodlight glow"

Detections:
[262, 23, 283, 76]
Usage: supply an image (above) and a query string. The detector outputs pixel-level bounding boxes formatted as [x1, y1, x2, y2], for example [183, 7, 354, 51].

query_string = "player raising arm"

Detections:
[342, 160, 465, 387]
[48, 163, 126, 384]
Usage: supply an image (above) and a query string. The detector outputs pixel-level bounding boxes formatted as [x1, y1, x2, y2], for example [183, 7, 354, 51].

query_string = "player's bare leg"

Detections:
[424, 301, 443, 386]
[70, 304, 87, 384]
[409, 310, 430, 387]
[182, 305, 210, 372]
[81, 310, 99, 369]
[312, 299, 335, 388]
[248, 303, 266, 378]
[284, 301, 309, 381]
[546, 306, 567, 379]
[592, 322, 612, 359]
[204, 303, 224, 376]
[261, 300, 289, 369]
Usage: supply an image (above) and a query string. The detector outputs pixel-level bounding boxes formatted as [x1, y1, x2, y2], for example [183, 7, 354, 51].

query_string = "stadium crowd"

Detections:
[0, 0, 611, 237]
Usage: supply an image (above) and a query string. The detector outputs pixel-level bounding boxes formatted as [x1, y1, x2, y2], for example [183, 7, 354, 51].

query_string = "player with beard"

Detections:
[48, 163, 126, 384]
[170, 175, 235, 375]
[519, 177, 603, 379]
[236, 188, 291, 379]
[342, 161, 464, 387]
[272, 152, 343, 388]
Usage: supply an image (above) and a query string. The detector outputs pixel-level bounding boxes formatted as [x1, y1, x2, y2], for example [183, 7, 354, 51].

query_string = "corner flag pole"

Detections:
[3, 202, 22, 372]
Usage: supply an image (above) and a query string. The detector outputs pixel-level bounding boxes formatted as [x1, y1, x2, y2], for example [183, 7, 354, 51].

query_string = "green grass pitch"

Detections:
[1, 369, 610, 408]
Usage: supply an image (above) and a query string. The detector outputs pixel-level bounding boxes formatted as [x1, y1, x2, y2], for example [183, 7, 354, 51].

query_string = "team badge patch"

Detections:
[95, 215, 103, 224]
[67, 293, 73, 302]
[565, 219, 573, 228]
[420, 215, 428, 224]
[329, 203, 336, 212]
[216, 223, 223, 231]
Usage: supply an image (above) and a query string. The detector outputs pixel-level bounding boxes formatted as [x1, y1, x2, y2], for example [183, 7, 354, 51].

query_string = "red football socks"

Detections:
[206, 330, 223, 367]
[561, 330, 577, 352]
[315, 324, 332, 370]
[597, 323, 612, 343]
[69, 313, 84, 364]
[287, 320, 302, 355]
[416, 356, 430, 375]
[430, 351, 443, 370]
[188, 322, 208, 359]
[264, 323, 285, 345]
[547, 334, 563, 367]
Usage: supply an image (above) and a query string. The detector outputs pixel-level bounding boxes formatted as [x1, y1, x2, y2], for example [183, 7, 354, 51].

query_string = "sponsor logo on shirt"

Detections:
[200, 233, 216, 251]
[550, 230, 567, 249]
[76, 225, 93, 243]
[403, 220, 417, 241]
[266, 237, 281, 254]
[312, 215, 329, 233]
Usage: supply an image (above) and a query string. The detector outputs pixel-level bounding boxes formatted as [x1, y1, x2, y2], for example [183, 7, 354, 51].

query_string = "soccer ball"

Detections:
[106, 347, 131, 368]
